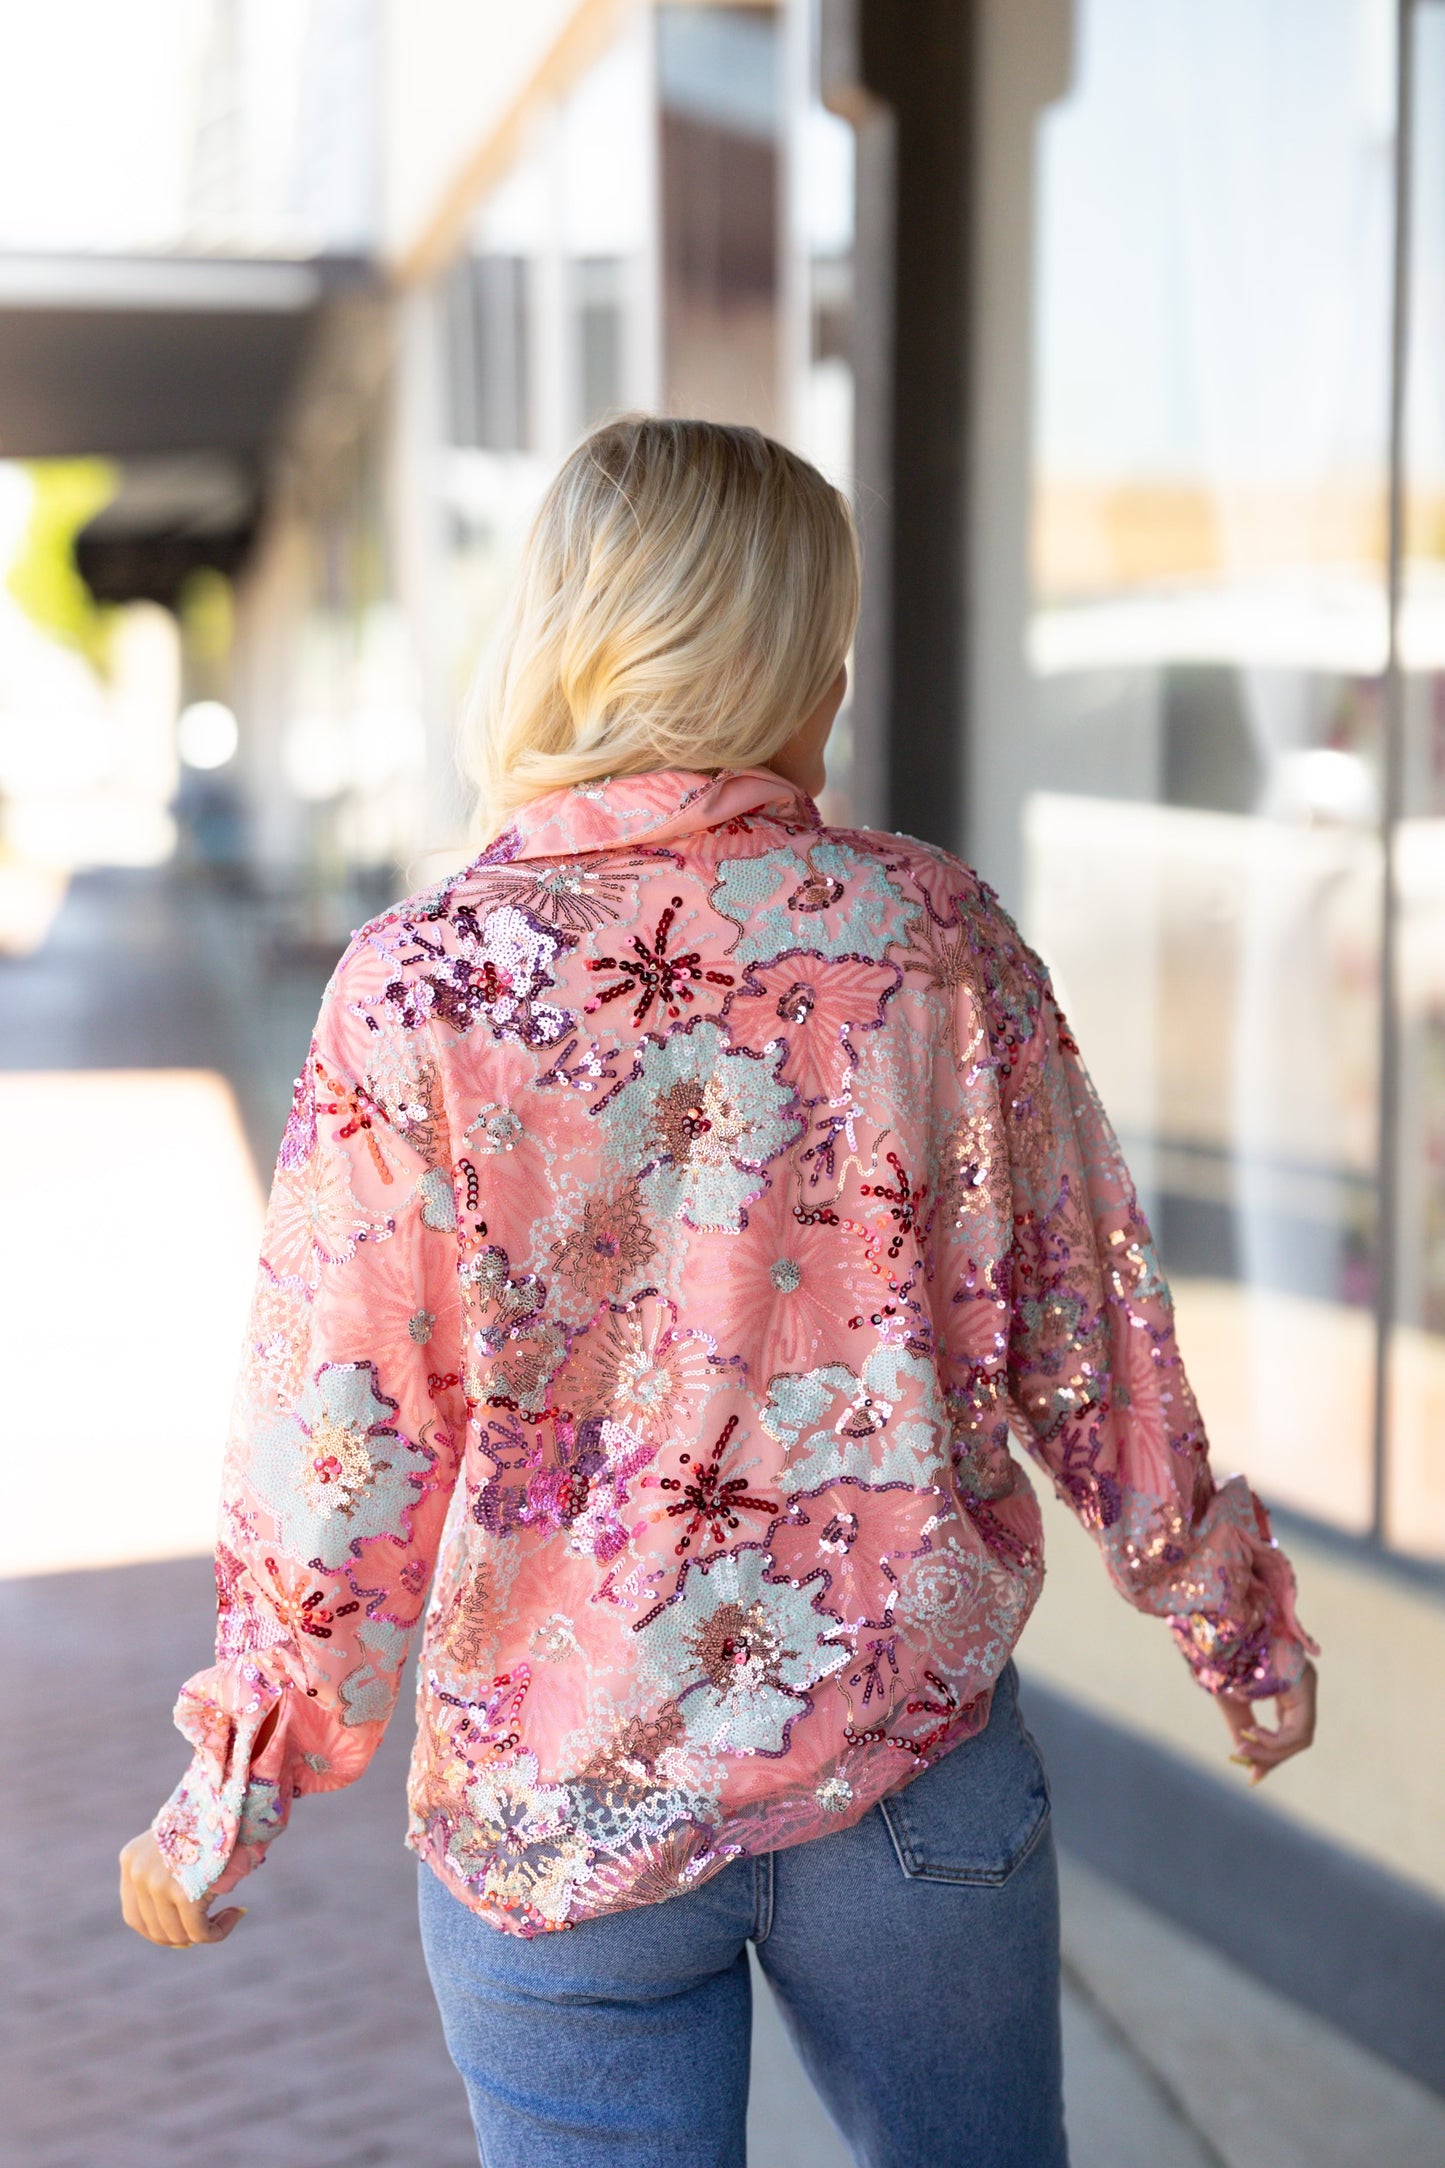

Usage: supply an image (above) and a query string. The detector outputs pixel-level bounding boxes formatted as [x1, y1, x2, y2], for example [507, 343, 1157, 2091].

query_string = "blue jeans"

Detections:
[418, 1663, 1066, 2168]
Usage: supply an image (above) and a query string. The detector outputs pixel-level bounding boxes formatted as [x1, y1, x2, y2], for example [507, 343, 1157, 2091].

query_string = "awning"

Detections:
[0, 251, 374, 602]
[0, 252, 372, 460]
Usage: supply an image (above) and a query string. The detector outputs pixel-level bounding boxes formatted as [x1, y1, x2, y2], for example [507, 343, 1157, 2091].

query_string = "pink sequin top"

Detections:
[154, 767, 1313, 1934]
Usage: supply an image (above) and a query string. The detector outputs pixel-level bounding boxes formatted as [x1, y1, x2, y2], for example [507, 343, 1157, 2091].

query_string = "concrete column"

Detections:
[821, 0, 975, 847]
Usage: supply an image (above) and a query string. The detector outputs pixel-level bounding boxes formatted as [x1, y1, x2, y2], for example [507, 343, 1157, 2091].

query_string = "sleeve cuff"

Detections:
[151, 1657, 293, 1902]
[151, 1647, 391, 1899]
[1166, 1476, 1318, 1699]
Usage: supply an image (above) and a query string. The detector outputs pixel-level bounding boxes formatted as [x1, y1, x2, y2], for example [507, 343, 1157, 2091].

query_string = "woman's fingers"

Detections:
[119, 1875, 152, 1943]
[120, 1833, 165, 1946]
[119, 1827, 246, 1949]
[134, 1873, 189, 1948]
[146, 1882, 193, 1948]
[1272, 1663, 1319, 1756]
[1221, 1661, 1318, 1785]
[1218, 1693, 1257, 1750]
[173, 1894, 214, 1946]
[119, 1841, 167, 1945]
[182, 1902, 245, 1946]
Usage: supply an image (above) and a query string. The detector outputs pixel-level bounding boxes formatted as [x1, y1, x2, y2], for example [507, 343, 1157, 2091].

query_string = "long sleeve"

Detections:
[152, 942, 466, 1901]
[998, 977, 1315, 1699]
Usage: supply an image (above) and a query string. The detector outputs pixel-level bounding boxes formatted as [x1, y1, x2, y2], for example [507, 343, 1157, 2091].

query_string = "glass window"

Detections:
[444, 254, 530, 453]
[972, 0, 1396, 1536]
[785, 0, 854, 486]
[573, 256, 625, 427]
[783, 0, 856, 819]
[658, 4, 784, 433]
[1391, 0, 1445, 1558]
[559, 30, 652, 435]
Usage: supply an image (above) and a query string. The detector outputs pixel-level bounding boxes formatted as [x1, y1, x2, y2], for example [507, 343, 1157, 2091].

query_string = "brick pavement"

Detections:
[1, 1557, 478, 2168]
[0, 865, 335, 1177]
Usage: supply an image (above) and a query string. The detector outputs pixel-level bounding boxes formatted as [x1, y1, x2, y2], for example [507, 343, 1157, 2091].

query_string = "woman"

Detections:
[121, 417, 1317, 2167]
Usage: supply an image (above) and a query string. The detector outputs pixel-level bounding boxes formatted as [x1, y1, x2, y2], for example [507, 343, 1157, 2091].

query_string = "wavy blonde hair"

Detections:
[461, 414, 860, 838]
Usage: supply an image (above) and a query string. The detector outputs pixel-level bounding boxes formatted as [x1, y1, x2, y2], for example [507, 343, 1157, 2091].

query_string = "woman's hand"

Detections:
[119, 1828, 246, 1949]
[1219, 1659, 1318, 1785]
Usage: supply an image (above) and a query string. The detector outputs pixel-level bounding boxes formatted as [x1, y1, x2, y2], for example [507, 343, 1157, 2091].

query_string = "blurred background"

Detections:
[2, 2, 1444, 2163]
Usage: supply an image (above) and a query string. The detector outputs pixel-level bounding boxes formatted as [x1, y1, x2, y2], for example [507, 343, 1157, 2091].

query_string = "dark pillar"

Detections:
[822, 0, 975, 848]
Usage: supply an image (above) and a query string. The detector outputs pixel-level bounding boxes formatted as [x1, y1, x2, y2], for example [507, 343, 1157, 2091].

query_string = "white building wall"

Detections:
[377, 0, 588, 268]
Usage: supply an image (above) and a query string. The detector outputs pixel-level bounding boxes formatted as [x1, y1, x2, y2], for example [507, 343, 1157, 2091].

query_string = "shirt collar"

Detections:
[483, 766, 818, 863]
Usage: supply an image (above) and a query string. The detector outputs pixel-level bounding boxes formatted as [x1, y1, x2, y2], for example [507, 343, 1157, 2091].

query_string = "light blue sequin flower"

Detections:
[600, 1018, 801, 1232]
[637, 1548, 849, 1756]
[248, 1362, 416, 1569]
[761, 1345, 945, 1488]
[711, 842, 910, 965]
[339, 1615, 412, 1725]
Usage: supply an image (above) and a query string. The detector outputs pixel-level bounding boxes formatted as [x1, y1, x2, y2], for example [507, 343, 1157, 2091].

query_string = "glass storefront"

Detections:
[1391, 0, 1445, 1554]
[659, 4, 784, 432]
[971, 0, 1445, 1555]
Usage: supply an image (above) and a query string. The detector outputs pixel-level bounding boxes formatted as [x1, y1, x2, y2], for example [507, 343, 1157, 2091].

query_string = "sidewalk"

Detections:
[5, 1554, 1444, 2167]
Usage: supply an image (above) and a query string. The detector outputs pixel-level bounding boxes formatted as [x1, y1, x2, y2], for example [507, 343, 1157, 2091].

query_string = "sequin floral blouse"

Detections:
[154, 766, 1313, 1935]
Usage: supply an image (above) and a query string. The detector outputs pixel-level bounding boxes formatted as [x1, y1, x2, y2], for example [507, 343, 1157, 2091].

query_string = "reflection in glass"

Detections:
[986, 0, 1397, 1533]
[574, 258, 625, 428]
[445, 255, 530, 453]
[658, 4, 783, 432]
[787, 0, 855, 820]
[1390, 1, 1445, 1558]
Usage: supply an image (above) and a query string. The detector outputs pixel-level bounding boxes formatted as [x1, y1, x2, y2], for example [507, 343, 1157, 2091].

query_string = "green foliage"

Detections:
[5, 460, 118, 668]
[178, 568, 235, 693]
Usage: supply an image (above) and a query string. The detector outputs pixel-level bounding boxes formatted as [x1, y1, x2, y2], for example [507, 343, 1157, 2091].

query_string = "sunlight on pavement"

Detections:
[1, 1069, 263, 1576]
[0, 860, 69, 957]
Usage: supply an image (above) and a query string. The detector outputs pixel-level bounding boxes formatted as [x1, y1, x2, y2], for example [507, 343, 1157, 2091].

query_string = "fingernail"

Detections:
[1228, 1753, 1254, 1769]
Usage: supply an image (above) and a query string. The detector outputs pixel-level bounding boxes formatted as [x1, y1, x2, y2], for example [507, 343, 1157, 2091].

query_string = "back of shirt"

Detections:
[154, 766, 1312, 1936]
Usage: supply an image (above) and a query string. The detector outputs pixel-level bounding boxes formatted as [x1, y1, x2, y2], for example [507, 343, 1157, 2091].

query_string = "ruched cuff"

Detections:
[151, 1654, 295, 1901]
[153, 1645, 393, 1901]
[1163, 1477, 1318, 1699]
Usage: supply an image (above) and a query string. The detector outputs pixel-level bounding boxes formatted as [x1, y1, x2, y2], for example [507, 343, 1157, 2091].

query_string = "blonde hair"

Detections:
[461, 414, 860, 838]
